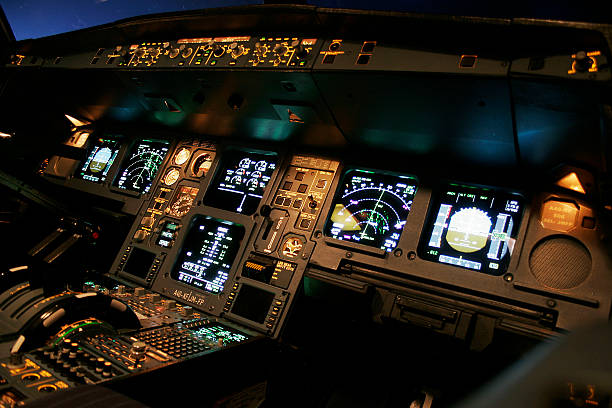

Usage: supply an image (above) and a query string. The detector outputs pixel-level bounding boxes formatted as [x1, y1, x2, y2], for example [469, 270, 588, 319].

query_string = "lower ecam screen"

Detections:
[420, 186, 524, 275]
[171, 217, 245, 294]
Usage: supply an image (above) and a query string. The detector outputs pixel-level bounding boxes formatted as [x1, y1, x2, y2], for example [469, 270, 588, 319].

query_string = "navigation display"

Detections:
[419, 184, 524, 275]
[77, 138, 120, 183]
[113, 140, 169, 193]
[205, 150, 277, 215]
[324, 169, 418, 252]
[171, 216, 245, 294]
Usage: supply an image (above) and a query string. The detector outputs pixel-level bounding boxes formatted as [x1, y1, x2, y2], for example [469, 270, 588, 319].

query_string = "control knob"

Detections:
[213, 44, 225, 58]
[116, 285, 126, 295]
[130, 341, 147, 363]
[574, 50, 594, 73]
[169, 48, 180, 59]
[230, 42, 245, 59]
[181, 47, 193, 59]
[165, 299, 177, 310]
[134, 48, 146, 59]
[134, 287, 146, 297]
[292, 40, 308, 59]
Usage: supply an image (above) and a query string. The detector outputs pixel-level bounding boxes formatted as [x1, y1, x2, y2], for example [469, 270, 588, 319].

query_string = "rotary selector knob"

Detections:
[230, 43, 245, 59]
[273, 44, 287, 55]
[169, 48, 180, 58]
[575, 50, 594, 73]
[182, 306, 194, 317]
[181, 47, 193, 58]
[149, 48, 160, 58]
[135, 48, 146, 58]
[213, 44, 225, 57]
[130, 341, 147, 363]
[292, 40, 308, 59]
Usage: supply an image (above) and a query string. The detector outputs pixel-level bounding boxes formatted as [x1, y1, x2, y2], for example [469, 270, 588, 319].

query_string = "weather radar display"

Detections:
[325, 169, 418, 252]
[77, 138, 120, 183]
[113, 140, 169, 193]
[419, 184, 524, 275]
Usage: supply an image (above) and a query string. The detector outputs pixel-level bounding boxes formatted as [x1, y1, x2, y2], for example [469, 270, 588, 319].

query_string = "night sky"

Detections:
[1, 0, 611, 41]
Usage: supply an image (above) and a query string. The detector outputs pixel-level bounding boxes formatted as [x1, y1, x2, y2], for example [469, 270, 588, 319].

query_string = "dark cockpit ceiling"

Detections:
[0, 4, 611, 408]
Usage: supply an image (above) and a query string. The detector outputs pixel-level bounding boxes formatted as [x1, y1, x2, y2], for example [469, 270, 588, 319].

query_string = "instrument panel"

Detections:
[41, 130, 612, 339]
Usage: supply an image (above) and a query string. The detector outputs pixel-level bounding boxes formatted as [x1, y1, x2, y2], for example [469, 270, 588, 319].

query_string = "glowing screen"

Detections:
[113, 140, 169, 193]
[77, 138, 120, 183]
[419, 184, 524, 274]
[324, 169, 418, 252]
[171, 216, 244, 294]
[205, 150, 277, 215]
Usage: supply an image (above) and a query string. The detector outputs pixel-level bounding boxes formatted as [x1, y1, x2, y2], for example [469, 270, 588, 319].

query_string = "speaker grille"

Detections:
[529, 237, 591, 289]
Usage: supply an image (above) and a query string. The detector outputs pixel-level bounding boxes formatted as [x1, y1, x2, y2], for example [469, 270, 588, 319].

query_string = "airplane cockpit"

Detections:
[0, 3, 611, 407]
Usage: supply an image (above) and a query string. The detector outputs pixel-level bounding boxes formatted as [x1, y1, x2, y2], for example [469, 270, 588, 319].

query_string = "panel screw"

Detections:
[407, 251, 416, 260]
[546, 299, 556, 308]
[394, 249, 403, 257]
[345, 251, 352, 258]
[314, 231, 322, 238]
[503, 273, 513, 282]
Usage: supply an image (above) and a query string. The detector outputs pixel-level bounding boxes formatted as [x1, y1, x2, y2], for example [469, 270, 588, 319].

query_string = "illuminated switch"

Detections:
[292, 199, 303, 209]
[316, 179, 327, 189]
[275, 196, 285, 205]
[323, 54, 335, 64]
[282, 181, 293, 190]
[356, 54, 370, 65]
[556, 172, 586, 194]
[295, 172, 305, 181]
[299, 218, 311, 229]
[141, 217, 155, 227]
[283, 198, 292, 206]
[297, 184, 308, 193]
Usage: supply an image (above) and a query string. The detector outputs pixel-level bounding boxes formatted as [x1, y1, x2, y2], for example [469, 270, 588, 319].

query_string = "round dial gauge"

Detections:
[191, 152, 214, 178]
[163, 168, 181, 186]
[173, 148, 191, 166]
[281, 237, 304, 258]
[169, 194, 193, 217]
[167, 186, 200, 218]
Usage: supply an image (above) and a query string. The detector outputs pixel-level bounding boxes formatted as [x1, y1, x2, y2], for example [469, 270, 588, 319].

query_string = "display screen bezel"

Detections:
[112, 139, 170, 194]
[76, 136, 122, 184]
[170, 215, 245, 295]
[418, 182, 525, 276]
[323, 168, 418, 255]
[204, 149, 278, 215]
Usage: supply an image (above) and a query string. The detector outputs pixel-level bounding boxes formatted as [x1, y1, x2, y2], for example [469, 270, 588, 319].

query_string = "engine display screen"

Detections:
[113, 140, 169, 194]
[205, 150, 277, 215]
[171, 216, 245, 294]
[324, 169, 418, 252]
[77, 138, 120, 183]
[419, 184, 524, 275]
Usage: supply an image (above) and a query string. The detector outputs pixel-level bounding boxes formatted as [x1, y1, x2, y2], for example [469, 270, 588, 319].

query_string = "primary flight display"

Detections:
[419, 184, 524, 274]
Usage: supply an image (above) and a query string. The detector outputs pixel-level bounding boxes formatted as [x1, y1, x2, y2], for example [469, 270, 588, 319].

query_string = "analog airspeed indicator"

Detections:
[325, 169, 418, 252]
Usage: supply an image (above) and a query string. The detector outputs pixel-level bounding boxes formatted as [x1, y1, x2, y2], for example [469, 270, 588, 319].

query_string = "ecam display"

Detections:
[171, 216, 245, 294]
[205, 150, 277, 215]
